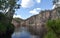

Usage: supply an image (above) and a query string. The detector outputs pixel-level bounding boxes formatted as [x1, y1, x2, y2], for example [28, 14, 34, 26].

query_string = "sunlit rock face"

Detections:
[12, 7, 60, 38]
[25, 7, 60, 37]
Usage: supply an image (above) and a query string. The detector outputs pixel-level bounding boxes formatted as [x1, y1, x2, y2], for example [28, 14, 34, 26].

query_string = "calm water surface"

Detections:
[12, 27, 39, 38]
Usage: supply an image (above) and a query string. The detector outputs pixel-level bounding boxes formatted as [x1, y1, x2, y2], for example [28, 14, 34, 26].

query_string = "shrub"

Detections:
[0, 13, 14, 38]
[0, 23, 7, 34]
[45, 19, 60, 38]
[44, 30, 57, 38]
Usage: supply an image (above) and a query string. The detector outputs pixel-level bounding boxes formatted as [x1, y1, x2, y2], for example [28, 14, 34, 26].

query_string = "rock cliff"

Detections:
[12, 7, 60, 37]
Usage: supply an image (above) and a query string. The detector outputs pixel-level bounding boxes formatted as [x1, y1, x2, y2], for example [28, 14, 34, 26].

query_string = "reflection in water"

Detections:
[12, 32, 31, 38]
[12, 27, 39, 38]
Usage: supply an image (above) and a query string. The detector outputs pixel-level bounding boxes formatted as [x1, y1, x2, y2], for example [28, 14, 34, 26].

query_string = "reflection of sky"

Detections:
[12, 27, 31, 38]
[12, 32, 31, 38]
[12, 27, 39, 38]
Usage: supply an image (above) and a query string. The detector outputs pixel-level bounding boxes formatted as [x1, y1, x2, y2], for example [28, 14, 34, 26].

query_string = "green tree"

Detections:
[0, 0, 20, 22]
[0, 0, 20, 38]
[44, 30, 57, 38]
[45, 19, 60, 38]
[0, 13, 15, 38]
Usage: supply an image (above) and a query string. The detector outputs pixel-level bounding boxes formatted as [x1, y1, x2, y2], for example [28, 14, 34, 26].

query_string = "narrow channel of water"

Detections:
[12, 27, 39, 38]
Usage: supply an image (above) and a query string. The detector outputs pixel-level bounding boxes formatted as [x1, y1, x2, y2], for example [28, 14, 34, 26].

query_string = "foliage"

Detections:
[45, 19, 60, 38]
[0, 22, 14, 34]
[44, 30, 57, 38]
[0, 0, 20, 22]
[0, 0, 20, 9]
[0, 13, 5, 18]
[0, 12, 14, 38]
[0, 0, 19, 38]
[0, 23, 7, 34]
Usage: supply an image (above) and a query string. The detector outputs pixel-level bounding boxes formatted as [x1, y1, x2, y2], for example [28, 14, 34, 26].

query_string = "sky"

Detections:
[13, 0, 54, 19]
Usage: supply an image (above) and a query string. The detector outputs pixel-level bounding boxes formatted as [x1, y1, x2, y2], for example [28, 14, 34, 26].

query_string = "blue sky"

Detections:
[13, 0, 54, 19]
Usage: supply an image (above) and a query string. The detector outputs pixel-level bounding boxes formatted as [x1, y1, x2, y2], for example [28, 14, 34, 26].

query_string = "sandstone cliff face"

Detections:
[12, 9, 55, 28]
[25, 11, 50, 30]
[12, 8, 60, 28]
[26, 8, 60, 26]
[12, 8, 60, 36]
[24, 8, 60, 35]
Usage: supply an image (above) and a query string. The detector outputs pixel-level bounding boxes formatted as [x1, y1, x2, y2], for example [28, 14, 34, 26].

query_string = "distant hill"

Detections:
[12, 18, 24, 28]
[13, 18, 24, 22]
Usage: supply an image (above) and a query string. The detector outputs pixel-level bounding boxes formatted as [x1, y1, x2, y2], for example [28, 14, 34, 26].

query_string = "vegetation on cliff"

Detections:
[44, 19, 60, 38]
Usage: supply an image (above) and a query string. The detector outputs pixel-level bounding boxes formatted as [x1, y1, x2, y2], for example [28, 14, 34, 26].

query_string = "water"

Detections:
[12, 27, 39, 38]
[12, 32, 31, 38]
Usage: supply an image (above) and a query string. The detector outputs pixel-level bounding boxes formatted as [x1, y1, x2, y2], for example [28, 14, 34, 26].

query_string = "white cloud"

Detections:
[29, 8, 41, 15]
[13, 15, 22, 18]
[35, 0, 41, 3]
[52, 5, 55, 9]
[21, 0, 35, 8]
